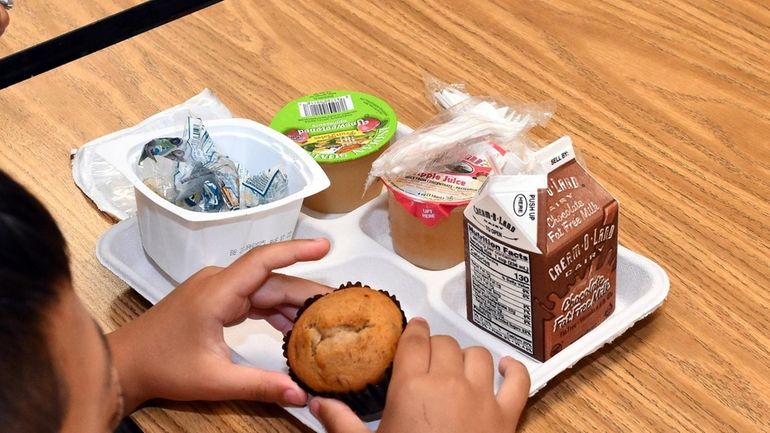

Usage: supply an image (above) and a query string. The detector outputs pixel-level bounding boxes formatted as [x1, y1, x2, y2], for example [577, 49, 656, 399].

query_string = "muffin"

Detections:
[284, 282, 406, 419]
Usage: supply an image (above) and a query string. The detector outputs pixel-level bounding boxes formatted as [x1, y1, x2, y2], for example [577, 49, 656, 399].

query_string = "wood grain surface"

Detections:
[0, 0, 143, 52]
[1, 1, 768, 432]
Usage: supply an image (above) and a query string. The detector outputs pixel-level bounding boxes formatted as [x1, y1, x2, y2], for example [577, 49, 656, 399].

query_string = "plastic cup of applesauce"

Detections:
[270, 90, 397, 214]
[382, 147, 505, 270]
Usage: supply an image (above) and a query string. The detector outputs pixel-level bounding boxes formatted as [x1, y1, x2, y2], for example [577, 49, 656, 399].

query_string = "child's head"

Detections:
[0, 169, 123, 432]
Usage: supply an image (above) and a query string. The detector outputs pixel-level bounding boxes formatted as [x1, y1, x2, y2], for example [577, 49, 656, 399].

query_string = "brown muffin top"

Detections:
[286, 286, 405, 393]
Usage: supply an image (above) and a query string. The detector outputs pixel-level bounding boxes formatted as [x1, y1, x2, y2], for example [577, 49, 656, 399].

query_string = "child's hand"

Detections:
[107, 238, 332, 415]
[310, 318, 530, 433]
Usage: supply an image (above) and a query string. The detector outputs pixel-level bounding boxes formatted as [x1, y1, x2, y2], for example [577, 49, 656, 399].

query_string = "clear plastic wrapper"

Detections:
[423, 74, 470, 110]
[240, 164, 290, 207]
[138, 117, 289, 212]
[365, 80, 555, 189]
[424, 75, 586, 175]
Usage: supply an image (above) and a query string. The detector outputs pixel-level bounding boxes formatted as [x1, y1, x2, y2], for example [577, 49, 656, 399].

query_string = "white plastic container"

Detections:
[96, 118, 330, 283]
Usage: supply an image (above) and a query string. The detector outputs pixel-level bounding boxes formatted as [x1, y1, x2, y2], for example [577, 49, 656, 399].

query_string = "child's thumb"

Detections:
[208, 364, 307, 406]
[309, 397, 371, 433]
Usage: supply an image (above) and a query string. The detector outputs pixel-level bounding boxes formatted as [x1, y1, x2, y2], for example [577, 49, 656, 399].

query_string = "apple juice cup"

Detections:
[382, 148, 504, 270]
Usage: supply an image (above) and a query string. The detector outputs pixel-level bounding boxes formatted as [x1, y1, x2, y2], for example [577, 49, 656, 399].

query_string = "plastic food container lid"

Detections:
[270, 90, 397, 164]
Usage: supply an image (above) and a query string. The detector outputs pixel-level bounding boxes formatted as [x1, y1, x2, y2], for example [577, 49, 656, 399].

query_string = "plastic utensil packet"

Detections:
[365, 92, 555, 190]
[424, 75, 574, 176]
[423, 74, 470, 110]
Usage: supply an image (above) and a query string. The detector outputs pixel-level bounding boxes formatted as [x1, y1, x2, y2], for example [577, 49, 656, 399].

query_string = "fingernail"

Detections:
[283, 388, 306, 406]
[410, 316, 427, 324]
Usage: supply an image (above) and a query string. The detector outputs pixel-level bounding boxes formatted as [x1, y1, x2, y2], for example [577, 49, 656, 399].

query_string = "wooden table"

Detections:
[1, 1, 768, 432]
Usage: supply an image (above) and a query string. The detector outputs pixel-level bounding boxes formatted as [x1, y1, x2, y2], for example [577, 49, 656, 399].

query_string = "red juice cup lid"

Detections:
[382, 147, 505, 226]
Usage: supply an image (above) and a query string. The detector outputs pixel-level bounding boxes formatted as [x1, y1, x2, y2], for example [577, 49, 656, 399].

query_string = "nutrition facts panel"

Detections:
[466, 222, 534, 355]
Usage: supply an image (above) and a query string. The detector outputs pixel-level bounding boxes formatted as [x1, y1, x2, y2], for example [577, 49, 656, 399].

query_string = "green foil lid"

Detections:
[270, 90, 397, 163]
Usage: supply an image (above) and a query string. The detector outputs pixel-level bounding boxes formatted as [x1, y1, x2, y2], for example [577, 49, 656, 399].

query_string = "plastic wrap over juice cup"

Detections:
[270, 90, 398, 214]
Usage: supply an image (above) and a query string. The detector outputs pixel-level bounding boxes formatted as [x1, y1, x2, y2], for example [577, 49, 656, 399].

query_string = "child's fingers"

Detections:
[248, 304, 298, 322]
[274, 303, 299, 321]
[249, 272, 332, 309]
[391, 317, 431, 382]
[463, 346, 495, 392]
[428, 335, 464, 375]
[207, 363, 307, 406]
[496, 356, 531, 427]
[310, 397, 371, 433]
[246, 309, 295, 334]
[217, 239, 330, 297]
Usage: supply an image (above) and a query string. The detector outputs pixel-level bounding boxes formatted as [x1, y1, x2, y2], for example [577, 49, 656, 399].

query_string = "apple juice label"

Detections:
[383, 144, 505, 227]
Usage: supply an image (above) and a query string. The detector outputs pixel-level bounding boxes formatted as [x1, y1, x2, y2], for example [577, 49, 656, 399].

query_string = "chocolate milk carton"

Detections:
[463, 137, 618, 362]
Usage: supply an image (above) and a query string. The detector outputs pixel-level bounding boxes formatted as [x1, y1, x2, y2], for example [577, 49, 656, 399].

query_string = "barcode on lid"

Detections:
[298, 95, 354, 117]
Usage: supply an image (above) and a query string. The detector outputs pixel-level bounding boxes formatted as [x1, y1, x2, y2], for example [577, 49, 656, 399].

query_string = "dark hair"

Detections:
[0, 169, 69, 432]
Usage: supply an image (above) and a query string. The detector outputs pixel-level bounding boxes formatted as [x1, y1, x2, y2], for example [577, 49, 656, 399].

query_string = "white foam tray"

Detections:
[97, 193, 669, 432]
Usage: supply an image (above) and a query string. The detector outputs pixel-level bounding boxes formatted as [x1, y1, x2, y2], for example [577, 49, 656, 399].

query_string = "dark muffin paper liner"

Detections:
[282, 281, 407, 420]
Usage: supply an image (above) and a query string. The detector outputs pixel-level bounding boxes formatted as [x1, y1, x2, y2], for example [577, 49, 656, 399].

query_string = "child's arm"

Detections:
[107, 238, 332, 415]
